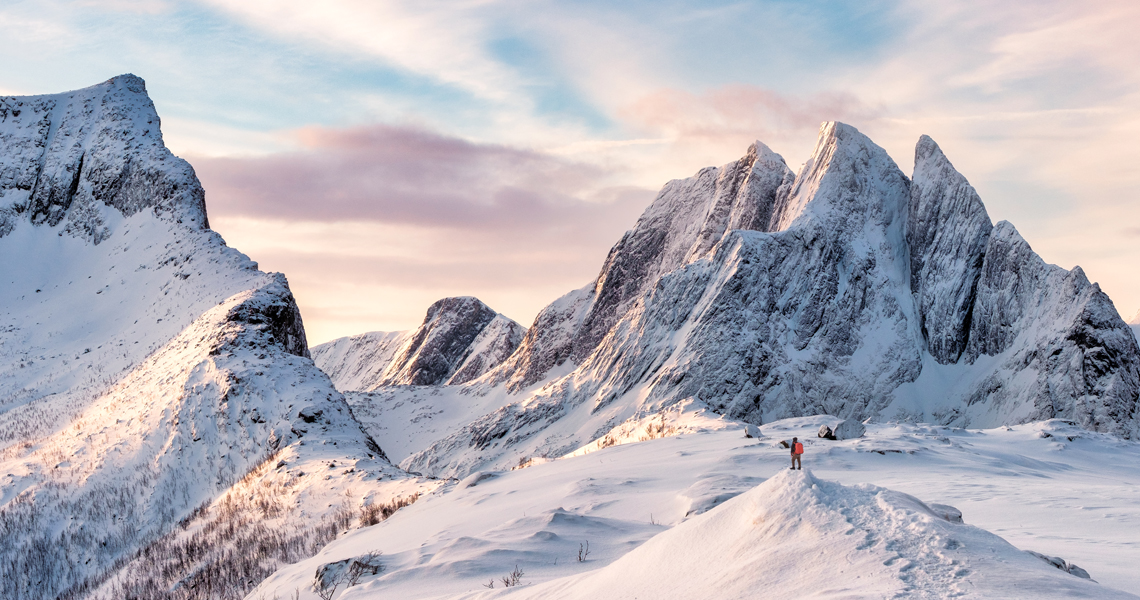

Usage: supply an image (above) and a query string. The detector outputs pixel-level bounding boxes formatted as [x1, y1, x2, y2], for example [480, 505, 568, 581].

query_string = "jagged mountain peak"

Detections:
[769, 121, 909, 234]
[311, 296, 525, 390]
[394, 122, 1139, 477]
[908, 132, 993, 363]
[0, 72, 207, 243]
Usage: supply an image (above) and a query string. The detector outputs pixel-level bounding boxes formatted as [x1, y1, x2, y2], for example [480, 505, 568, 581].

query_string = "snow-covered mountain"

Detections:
[385, 122, 1139, 478]
[312, 296, 524, 390]
[1130, 309, 1140, 345]
[0, 76, 428, 600]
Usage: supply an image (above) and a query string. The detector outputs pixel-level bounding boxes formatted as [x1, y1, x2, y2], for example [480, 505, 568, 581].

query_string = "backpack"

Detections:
[794, 442, 804, 454]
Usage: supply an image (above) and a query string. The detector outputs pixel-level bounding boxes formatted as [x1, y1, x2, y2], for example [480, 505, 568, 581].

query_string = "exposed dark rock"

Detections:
[1026, 551, 1093, 580]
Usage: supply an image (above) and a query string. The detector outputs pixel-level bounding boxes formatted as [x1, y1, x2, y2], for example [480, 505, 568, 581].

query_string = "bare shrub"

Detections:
[501, 564, 524, 587]
[360, 493, 418, 527]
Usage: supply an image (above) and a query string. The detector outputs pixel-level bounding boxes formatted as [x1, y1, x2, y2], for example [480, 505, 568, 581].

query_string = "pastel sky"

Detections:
[3, 0, 1138, 343]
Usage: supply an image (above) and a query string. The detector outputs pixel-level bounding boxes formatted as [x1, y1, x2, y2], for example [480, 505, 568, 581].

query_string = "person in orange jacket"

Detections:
[790, 437, 803, 470]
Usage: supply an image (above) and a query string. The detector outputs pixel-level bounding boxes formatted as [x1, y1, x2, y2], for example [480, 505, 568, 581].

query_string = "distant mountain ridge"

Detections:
[312, 296, 525, 390]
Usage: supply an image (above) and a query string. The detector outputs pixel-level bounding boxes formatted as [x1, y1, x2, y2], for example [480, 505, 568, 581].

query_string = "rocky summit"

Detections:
[397, 122, 1139, 477]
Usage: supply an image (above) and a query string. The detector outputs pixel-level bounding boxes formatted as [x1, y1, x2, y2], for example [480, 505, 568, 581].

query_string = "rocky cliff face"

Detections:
[403, 122, 1140, 477]
[0, 74, 208, 243]
[312, 296, 525, 390]
[487, 142, 795, 392]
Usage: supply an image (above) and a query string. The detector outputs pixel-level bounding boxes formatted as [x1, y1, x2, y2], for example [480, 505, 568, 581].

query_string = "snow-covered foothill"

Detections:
[247, 417, 1140, 599]
[312, 297, 525, 390]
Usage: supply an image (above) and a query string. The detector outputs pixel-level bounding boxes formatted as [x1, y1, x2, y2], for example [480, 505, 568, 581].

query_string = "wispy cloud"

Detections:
[196, 0, 520, 103]
[193, 123, 647, 233]
[193, 124, 655, 342]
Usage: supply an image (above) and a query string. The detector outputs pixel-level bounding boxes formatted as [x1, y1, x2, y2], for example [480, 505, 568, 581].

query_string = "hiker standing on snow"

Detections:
[790, 437, 803, 470]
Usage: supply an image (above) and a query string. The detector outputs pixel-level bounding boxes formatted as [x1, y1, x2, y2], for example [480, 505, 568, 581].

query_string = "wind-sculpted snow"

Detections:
[398, 122, 1139, 478]
[0, 74, 208, 243]
[466, 470, 1131, 600]
[313, 297, 524, 390]
[252, 418, 1140, 599]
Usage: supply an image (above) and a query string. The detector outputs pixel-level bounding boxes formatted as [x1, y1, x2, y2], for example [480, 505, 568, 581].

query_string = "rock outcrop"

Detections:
[312, 297, 525, 390]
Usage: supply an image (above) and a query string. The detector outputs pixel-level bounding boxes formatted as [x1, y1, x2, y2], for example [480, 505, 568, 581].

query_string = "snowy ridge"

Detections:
[311, 330, 411, 391]
[486, 141, 794, 392]
[0, 277, 406, 599]
[312, 297, 524, 390]
[393, 122, 1139, 479]
[472, 470, 1128, 600]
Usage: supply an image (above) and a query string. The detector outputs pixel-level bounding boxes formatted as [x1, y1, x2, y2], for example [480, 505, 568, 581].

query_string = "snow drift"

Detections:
[467, 469, 1133, 600]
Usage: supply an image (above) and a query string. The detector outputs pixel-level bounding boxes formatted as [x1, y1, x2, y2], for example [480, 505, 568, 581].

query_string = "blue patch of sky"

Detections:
[485, 34, 614, 133]
[548, 0, 907, 93]
[1, 0, 509, 137]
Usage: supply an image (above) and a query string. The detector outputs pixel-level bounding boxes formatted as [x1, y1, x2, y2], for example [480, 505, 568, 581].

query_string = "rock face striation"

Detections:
[402, 122, 1140, 477]
[312, 296, 525, 390]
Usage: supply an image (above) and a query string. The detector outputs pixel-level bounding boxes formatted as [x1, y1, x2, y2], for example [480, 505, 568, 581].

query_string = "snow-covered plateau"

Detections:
[2, 76, 1139, 600]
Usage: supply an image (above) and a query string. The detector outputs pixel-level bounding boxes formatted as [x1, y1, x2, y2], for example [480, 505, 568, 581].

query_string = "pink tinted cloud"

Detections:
[622, 84, 882, 142]
[191, 123, 646, 234]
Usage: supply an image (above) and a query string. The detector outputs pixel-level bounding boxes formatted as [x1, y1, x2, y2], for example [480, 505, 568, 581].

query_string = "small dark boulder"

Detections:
[298, 406, 323, 423]
[1026, 550, 1093, 580]
[818, 425, 836, 440]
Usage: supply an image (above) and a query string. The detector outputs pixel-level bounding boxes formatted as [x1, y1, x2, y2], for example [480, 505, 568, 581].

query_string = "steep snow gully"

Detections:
[2, 76, 1139, 600]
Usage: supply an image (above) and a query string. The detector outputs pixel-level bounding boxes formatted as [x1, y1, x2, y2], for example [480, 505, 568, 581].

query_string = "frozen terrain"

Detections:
[4, 75, 1139, 600]
[252, 417, 1140, 599]
[0, 76, 428, 600]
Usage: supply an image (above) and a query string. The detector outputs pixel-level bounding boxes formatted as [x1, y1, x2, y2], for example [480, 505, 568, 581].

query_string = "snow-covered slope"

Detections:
[1129, 309, 1140, 345]
[0, 76, 426, 600]
[312, 296, 524, 390]
[311, 330, 412, 391]
[393, 122, 1139, 478]
[483, 470, 1125, 600]
[250, 417, 1140, 599]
